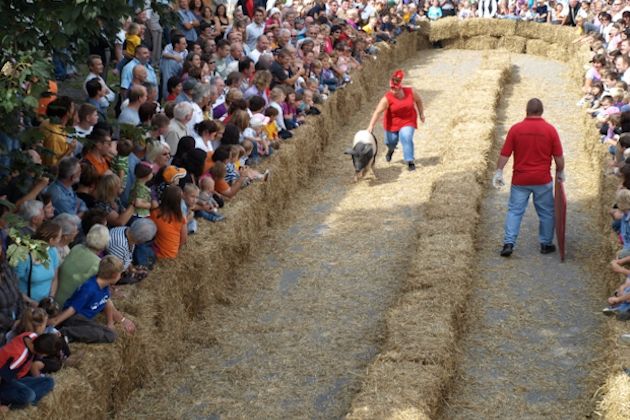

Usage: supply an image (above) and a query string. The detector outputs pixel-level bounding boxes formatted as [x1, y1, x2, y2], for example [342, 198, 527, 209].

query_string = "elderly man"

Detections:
[248, 35, 270, 64]
[188, 83, 212, 133]
[18, 200, 45, 236]
[107, 218, 157, 284]
[46, 157, 86, 216]
[165, 102, 193, 154]
[493, 98, 565, 257]
[118, 85, 147, 126]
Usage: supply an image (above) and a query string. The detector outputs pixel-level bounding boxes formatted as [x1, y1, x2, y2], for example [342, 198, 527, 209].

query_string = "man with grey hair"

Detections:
[107, 219, 157, 283]
[56, 224, 110, 306]
[18, 200, 45, 235]
[188, 83, 212, 133]
[165, 101, 193, 154]
[47, 157, 86, 217]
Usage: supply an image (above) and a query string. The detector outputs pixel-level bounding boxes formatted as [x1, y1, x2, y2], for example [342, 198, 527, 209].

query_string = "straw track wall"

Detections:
[12, 33, 433, 420]
[346, 53, 511, 419]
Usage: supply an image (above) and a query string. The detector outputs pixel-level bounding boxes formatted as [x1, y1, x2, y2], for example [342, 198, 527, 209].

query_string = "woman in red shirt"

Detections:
[367, 70, 425, 171]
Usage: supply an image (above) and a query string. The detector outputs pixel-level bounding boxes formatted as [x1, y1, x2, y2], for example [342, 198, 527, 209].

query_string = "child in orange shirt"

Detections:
[150, 185, 187, 259]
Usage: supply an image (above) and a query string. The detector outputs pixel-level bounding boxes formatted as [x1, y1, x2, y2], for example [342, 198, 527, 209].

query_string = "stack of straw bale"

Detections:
[347, 52, 512, 419]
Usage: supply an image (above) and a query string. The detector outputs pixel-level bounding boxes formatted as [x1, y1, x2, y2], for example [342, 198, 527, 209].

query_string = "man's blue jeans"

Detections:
[504, 182, 555, 246]
[384, 126, 415, 162]
[0, 376, 54, 407]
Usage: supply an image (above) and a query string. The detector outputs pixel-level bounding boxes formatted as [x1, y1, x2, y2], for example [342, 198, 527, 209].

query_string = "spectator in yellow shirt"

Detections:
[41, 96, 77, 167]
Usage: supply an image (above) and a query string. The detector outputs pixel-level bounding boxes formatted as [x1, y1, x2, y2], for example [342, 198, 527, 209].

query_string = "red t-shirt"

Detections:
[500, 117, 563, 186]
[383, 87, 417, 132]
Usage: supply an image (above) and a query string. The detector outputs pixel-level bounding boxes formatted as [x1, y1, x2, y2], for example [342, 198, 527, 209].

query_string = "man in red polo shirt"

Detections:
[492, 98, 565, 257]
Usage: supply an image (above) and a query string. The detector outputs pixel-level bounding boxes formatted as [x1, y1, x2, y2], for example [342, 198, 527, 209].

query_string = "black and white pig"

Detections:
[344, 130, 378, 182]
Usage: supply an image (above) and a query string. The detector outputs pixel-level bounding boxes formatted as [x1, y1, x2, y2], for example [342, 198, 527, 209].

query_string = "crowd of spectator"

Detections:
[0, 0, 428, 409]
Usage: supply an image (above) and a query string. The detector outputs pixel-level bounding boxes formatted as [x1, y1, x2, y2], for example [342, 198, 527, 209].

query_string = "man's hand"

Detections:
[556, 170, 566, 182]
[419, 112, 425, 123]
[492, 169, 505, 189]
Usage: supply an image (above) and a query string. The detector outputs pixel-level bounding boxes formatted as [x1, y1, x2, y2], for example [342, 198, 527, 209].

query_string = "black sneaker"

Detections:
[500, 243, 514, 257]
[385, 149, 394, 162]
[408, 162, 416, 171]
[540, 244, 556, 254]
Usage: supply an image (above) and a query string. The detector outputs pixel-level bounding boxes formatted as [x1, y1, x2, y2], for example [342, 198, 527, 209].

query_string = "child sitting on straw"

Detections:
[611, 189, 630, 259]
[49, 255, 135, 343]
[603, 260, 630, 315]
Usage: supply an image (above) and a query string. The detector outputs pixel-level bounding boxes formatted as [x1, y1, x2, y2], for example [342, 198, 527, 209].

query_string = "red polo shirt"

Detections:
[500, 116, 563, 186]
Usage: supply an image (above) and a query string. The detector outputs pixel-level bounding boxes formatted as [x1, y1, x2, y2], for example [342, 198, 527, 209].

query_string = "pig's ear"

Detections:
[344, 148, 356, 156]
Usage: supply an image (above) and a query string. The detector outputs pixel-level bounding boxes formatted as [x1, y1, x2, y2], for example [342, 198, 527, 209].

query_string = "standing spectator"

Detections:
[246, 8, 267, 51]
[83, 129, 113, 177]
[73, 103, 99, 140]
[47, 157, 86, 217]
[563, 0, 581, 26]
[492, 98, 565, 257]
[86, 78, 109, 122]
[83, 55, 116, 108]
[249, 35, 271, 64]
[40, 97, 77, 167]
[165, 102, 194, 154]
[160, 34, 188, 100]
[237, 0, 266, 19]
[55, 224, 109, 307]
[215, 40, 232, 79]
[120, 46, 157, 92]
[177, 0, 200, 42]
[118, 85, 148, 126]
[188, 83, 212, 134]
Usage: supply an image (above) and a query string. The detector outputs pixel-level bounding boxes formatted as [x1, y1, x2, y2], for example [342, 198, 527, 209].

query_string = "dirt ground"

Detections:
[441, 55, 609, 418]
[116, 49, 484, 419]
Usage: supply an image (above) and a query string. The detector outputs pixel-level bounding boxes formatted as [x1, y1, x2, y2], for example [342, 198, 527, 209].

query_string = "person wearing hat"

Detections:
[367, 69, 425, 171]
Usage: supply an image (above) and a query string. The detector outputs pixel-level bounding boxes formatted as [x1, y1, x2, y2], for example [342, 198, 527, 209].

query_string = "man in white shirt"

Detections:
[248, 35, 270, 64]
[83, 55, 116, 106]
[245, 8, 266, 51]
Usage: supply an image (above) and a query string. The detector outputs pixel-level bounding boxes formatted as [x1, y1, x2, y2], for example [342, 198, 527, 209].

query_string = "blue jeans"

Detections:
[0, 376, 54, 407]
[384, 126, 415, 162]
[504, 182, 555, 246]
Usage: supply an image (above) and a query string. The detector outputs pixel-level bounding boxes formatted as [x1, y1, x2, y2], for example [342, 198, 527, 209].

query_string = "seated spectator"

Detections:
[107, 218, 157, 284]
[150, 185, 187, 259]
[47, 157, 86, 217]
[146, 141, 172, 175]
[52, 213, 81, 261]
[0, 333, 56, 409]
[85, 78, 109, 122]
[94, 174, 135, 227]
[15, 221, 62, 305]
[50, 256, 135, 343]
[56, 224, 109, 307]
[17, 200, 45, 236]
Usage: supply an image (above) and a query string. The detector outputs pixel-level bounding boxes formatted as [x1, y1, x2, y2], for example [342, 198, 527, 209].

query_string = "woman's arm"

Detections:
[413, 89, 425, 123]
[49, 271, 59, 298]
[367, 96, 389, 132]
[107, 204, 135, 227]
[180, 221, 188, 248]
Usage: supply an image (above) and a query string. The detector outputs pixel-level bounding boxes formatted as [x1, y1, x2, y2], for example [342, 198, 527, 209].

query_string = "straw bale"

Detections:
[429, 17, 461, 41]
[459, 18, 489, 38]
[442, 37, 465, 49]
[515, 20, 549, 41]
[546, 43, 569, 62]
[497, 35, 527, 53]
[462, 35, 498, 50]
[525, 38, 552, 57]
[597, 372, 630, 419]
[347, 361, 446, 419]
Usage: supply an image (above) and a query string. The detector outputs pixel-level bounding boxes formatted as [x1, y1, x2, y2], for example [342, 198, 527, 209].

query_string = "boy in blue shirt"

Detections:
[49, 256, 136, 343]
